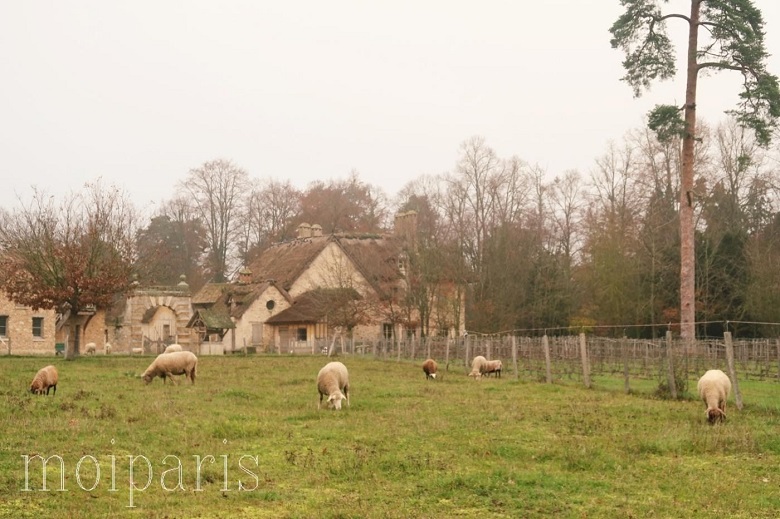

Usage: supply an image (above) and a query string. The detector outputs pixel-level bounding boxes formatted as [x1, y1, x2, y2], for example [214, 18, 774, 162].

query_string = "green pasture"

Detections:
[1, 355, 779, 518]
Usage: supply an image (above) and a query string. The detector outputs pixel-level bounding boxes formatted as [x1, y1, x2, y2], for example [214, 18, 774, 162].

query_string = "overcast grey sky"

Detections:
[2, 1, 780, 212]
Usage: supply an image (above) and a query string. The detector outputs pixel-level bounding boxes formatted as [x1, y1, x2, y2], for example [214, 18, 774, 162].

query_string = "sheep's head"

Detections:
[706, 408, 726, 424]
[142, 374, 153, 385]
[430, 373, 436, 379]
[327, 392, 346, 410]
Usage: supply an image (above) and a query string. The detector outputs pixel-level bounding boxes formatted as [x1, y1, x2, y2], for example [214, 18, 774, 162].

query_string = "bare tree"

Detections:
[0, 181, 138, 357]
[178, 159, 250, 282]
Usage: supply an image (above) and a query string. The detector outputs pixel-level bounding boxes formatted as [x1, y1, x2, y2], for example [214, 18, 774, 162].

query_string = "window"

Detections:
[0, 315, 7, 336]
[32, 317, 44, 338]
[382, 323, 393, 339]
[296, 327, 307, 341]
[266, 300, 275, 310]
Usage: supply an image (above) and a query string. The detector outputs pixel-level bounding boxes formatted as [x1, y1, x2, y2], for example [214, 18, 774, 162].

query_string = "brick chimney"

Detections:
[311, 224, 323, 237]
[296, 223, 312, 239]
[394, 210, 418, 245]
[237, 267, 253, 284]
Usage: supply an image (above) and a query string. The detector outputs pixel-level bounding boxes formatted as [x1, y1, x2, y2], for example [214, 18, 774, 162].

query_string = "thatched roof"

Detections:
[188, 280, 291, 328]
[247, 237, 330, 290]
[266, 288, 361, 324]
[186, 308, 235, 330]
[248, 233, 404, 297]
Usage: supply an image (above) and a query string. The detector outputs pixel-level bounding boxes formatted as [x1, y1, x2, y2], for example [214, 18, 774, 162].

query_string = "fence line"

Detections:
[286, 333, 780, 399]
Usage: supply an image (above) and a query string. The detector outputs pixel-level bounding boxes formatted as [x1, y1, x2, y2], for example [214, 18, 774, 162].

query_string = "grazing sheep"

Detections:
[104, 342, 112, 355]
[481, 359, 503, 378]
[142, 351, 198, 385]
[85, 342, 96, 355]
[164, 343, 183, 354]
[30, 365, 58, 396]
[317, 361, 350, 410]
[468, 355, 487, 379]
[697, 369, 732, 424]
[422, 358, 438, 380]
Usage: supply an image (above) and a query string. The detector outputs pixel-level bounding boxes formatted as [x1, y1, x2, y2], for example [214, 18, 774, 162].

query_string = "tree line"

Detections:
[1, 119, 779, 338]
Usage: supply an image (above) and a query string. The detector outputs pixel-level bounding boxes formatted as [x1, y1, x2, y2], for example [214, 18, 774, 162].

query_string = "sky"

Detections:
[2, 1, 780, 214]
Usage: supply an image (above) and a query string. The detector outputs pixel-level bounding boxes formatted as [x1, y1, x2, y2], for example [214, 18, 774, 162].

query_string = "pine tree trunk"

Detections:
[679, 0, 701, 340]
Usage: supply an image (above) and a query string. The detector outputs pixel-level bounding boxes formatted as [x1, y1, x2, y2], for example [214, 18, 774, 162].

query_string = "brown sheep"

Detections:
[481, 359, 503, 378]
[422, 359, 438, 380]
[30, 365, 58, 396]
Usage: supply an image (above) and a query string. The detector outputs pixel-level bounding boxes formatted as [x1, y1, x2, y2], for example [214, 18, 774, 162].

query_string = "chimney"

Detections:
[394, 210, 418, 244]
[296, 223, 312, 239]
[238, 267, 252, 284]
[311, 224, 323, 237]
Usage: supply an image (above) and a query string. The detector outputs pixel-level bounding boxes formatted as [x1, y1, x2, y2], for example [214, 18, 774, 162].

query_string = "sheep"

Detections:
[30, 365, 58, 396]
[85, 342, 96, 355]
[422, 358, 438, 380]
[468, 355, 487, 379]
[317, 361, 350, 410]
[697, 369, 732, 424]
[142, 351, 198, 385]
[104, 342, 112, 355]
[481, 359, 503, 378]
[164, 343, 183, 354]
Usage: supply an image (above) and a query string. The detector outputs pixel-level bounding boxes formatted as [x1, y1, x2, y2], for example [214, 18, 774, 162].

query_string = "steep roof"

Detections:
[191, 283, 231, 305]
[190, 280, 290, 321]
[265, 288, 361, 324]
[247, 236, 331, 290]
[247, 233, 404, 297]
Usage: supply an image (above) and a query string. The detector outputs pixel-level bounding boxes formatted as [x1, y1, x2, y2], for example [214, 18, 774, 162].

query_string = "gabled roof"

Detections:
[191, 283, 231, 305]
[189, 280, 292, 323]
[247, 236, 331, 290]
[187, 308, 235, 330]
[265, 288, 361, 324]
[247, 233, 404, 297]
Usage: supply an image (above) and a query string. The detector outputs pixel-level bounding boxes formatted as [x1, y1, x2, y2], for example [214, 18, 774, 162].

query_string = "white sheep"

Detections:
[468, 355, 487, 379]
[164, 343, 183, 354]
[104, 342, 112, 355]
[142, 351, 198, 385]
[30, 365, 59, 396]
[422, 358, 438, 380]
[697, 369, 732, 424]
[317, 361, 350, 410]
[85, 342, 96, 355]
[481, 359, 503, 378]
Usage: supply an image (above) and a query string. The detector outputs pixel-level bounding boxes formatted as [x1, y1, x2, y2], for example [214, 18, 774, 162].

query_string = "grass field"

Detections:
[1, 355, 779, 518]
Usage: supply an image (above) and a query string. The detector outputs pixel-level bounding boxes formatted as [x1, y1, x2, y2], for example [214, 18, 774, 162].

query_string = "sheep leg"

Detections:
[51, 384, 56, 396]
[344, 384, 350, 407]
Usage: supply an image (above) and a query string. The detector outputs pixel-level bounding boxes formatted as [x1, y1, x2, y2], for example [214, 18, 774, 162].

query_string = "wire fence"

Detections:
[286, 331, 780, 406]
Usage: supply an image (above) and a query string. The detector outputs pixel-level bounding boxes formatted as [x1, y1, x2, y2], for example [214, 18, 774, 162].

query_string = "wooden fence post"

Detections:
[512, 335, 519, 380]
[776, 338, 780, 380]
[622, 336, 630, 394]
[465, 335, 471, 374]
[411, 335, 416, 360]
[579, 333, 591, 388]
[543, 334, 552, 384]
[426, 337, 431, 360]
[724, 331, 744, 410]
[665, 331, 678, 399]
[445, 337, 451, 371]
